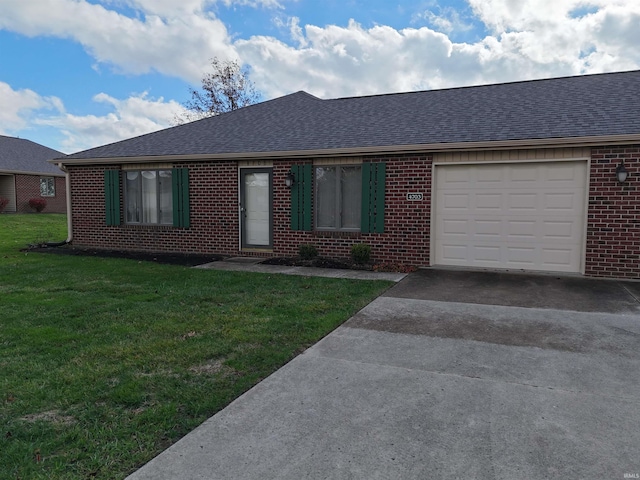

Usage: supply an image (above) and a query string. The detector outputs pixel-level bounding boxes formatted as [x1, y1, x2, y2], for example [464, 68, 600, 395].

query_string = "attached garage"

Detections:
[58, 71, 640, 280]
[432, 159, 588, 273]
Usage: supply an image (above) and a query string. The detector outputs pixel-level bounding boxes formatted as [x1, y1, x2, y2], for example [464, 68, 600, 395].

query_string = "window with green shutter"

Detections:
[290, 162, 386, 233]
[105, 167, 190, 228]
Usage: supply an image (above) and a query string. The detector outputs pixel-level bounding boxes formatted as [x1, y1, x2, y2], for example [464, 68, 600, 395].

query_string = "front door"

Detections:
[240, 168, 272, 249]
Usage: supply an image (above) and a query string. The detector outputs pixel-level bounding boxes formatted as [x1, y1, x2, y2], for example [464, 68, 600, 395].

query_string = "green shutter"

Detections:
[361, 162, 386, 233]
[172, 168, 190, 228]
[104, 170, 121, 226]
[290, 164, 312, 231]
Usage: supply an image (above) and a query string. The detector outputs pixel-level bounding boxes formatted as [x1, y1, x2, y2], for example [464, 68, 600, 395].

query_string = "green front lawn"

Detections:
[0, 214, 391, 479]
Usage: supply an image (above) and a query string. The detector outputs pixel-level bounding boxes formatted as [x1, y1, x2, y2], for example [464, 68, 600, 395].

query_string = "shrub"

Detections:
[298, 244, 318, 260]
[28, 198, 47, 213]
[351, 243, 371, 265]
[0, 196, 8, 213]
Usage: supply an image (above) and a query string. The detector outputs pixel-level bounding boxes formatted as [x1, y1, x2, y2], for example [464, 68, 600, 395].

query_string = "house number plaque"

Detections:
[406, 193, 423, 201]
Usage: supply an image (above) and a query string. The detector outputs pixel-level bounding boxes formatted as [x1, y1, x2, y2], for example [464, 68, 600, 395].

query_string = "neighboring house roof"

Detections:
[61, 70, 640, 163]
[0, 135, 65, 175]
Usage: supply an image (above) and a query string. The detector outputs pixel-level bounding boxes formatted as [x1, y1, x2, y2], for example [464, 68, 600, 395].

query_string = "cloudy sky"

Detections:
[1, 0, 639, 154]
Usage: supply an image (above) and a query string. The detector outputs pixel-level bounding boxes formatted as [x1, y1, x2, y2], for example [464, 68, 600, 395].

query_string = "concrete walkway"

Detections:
[195, 257, 408, 282]
[127, 268, 640, 480]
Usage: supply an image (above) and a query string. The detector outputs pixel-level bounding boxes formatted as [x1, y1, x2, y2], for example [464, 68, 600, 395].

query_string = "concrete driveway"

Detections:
[128, 269, 640, 480]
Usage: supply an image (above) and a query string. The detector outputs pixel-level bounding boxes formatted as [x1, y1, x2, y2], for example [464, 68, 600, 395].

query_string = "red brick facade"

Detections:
[67, 146, 640, 279]
[586, 146, 640, 279]
[14, 174, 66, 213]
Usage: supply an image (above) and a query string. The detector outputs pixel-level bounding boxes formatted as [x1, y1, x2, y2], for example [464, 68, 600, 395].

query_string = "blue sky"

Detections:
[0, 0, 638, 154]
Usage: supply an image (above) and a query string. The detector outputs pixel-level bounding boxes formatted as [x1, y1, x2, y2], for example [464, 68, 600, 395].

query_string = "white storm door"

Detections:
[433, 161, 587, 273]
[241, 169, 272, 248]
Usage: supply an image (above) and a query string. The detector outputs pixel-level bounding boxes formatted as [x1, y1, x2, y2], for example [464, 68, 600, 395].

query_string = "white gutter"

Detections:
[57, 162, 73, 244]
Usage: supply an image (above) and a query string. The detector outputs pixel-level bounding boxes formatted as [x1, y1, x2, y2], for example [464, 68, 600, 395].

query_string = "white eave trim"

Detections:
[51, 133, 640, 166]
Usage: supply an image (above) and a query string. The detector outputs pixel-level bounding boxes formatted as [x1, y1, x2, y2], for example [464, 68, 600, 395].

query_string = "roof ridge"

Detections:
[329, 69, 640, 101]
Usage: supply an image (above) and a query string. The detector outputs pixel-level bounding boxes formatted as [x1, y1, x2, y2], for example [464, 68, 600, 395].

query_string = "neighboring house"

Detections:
[0, 135, 66, 213]
[56, 71, 640, 279]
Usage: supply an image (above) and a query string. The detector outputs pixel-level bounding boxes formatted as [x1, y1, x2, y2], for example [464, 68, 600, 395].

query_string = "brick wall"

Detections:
[15, 174, 66, 213]
[271, 154, 432, 265]
[586, 146, 640, 279]
[70, 162, 240, 254]
[69, 155, 433, 266]
[67, 148, 640, 280]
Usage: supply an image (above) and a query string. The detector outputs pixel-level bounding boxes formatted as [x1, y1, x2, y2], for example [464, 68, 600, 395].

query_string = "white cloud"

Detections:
[467, 0, 640, 72]
[237, 20, 499, 98]
[0, 82, 62, 135]
[35, 92, 187, 152]
[218, 0, 284, 7]
[414, 6, 475, 35]
[0, 81, 185, 152]
[3, 0, 639, 104]
[238, 1, 640, 99]
[2, 0, 640, 152]
[273, 15, 307, 47]
[0, 0, 235, 84]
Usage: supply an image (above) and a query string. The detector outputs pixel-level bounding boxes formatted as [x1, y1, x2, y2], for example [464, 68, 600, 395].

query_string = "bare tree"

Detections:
[175, 58, 260, 124]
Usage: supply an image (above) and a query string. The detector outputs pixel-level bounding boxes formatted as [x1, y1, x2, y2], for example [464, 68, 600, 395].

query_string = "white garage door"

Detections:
[433, 161, 587, 273]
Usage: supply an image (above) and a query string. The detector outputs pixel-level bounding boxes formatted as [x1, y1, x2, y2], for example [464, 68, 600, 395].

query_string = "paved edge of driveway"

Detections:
[126, 295, 640, 480]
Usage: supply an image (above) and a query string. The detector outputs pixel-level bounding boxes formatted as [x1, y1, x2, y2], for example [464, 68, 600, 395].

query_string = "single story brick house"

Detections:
[55, 71, 640, 279]
[0, 135, 66, 213]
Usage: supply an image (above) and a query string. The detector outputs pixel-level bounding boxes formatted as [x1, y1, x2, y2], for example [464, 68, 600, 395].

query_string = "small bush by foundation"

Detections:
[28, 198, 47, 212]
[351, 243, 371, 265]
[298, 244, 318, 260]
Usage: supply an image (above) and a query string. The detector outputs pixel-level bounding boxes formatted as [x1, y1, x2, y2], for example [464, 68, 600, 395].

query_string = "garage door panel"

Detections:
[474, 219, 502, 237]
[546, 163, 586, 182]
[476, 167, 504, 183]
[434, 161, 586, 273]
[508, 192, 538, 210]
[544, 192, 578, 211]
[475, 193, 502, 210]
[506, 246, 537, 265]
[442, 219, 468, 235]
[474, 246, 501, 262]
[442, 193, 470, 210]
[510, 165, 540, 182]
[506, 220, 537, 239]
[542, 220, 575, 240]
[443, 168, 471, 184]
[442, 244, 468, 262]
[541, 248, 575, 268]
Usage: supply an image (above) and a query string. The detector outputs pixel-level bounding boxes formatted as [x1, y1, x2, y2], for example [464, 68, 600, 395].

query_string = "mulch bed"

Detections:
[23, 245, 224, 267]
[262, 256, 365, 269]
[25, 246, 417, 272]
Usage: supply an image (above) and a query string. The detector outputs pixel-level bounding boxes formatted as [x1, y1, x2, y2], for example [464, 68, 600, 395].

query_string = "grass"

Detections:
[0, 214, 392, 479]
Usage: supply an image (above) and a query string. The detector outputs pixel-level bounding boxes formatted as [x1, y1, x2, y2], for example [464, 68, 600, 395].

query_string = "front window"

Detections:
[315, 165, 361, 231]
[125, 170, 173, 224]
[40, 177, 55, 197]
